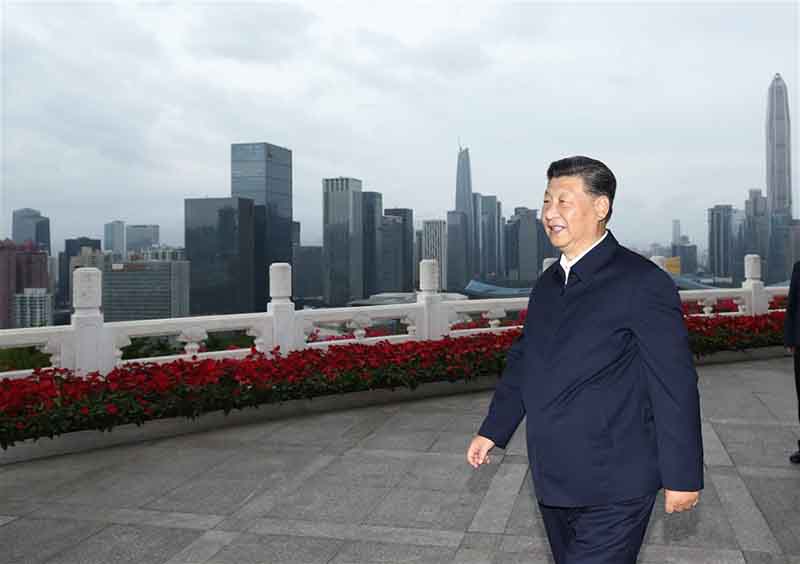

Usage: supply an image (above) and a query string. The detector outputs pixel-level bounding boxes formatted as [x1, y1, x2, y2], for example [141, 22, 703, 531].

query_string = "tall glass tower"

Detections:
[455, 147, 475, 278]
[766, 73, 793, 283]
[231, 142, 292, 310]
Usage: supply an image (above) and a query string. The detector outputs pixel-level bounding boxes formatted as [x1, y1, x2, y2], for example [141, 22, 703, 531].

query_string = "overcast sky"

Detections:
[1, 1, 798, 256]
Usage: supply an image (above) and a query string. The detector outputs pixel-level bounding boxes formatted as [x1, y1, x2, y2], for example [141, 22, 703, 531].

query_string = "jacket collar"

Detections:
[551, 229, 619, 286]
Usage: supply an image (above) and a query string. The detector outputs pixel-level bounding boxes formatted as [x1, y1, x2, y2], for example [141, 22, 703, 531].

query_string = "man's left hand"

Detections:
[664, 489, 700, 513]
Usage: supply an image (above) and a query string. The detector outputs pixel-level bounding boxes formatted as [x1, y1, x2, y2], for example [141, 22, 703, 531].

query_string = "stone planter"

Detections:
[0, 374, 498, 465]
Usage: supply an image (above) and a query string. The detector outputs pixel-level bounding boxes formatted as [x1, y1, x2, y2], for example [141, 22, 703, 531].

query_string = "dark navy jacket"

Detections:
[784, 261, 800, 346]
[478, 230, 704, 507]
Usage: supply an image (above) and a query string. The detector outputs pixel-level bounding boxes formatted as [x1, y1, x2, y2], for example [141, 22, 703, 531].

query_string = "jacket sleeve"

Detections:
[632, 266, 704, 492]
[477, 292, 531, 449]
[784, 262, 799, 347]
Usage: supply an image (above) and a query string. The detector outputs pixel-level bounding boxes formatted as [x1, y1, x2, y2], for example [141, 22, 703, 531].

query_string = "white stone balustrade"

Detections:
[0, 254, 789, 379]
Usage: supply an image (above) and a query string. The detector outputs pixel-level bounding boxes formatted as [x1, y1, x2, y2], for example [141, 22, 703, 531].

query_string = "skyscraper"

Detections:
[231, 142, 293, 310]
[455, 147, 474, 277]
[362, 191, 383, 298]
[384, 208, 414, 291]
[481, 194, 500, 280]
[102, 261, 190, 322]
[708, 205, 735, 281]
[12, 208, 50, 255]
[185, 197, 255, 315]
[506, 207, 540, 282]
[744, 189, 769, 262]
[58, 237, 101, 307]
[322, 177, 363, 306]
[378, 215, 404, 292]
[446, 210, 469, 292]
[104, 220, 126, 261]
[672, 220, 681, 247]
[766, 73, 793, 283]
[422, 219, 447, 291]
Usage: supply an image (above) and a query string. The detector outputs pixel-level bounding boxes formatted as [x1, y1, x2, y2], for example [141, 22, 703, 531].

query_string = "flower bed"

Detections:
[0, 310, 787, 449]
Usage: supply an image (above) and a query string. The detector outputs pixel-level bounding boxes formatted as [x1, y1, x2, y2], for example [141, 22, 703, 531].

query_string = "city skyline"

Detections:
[1, 3, 798, 256]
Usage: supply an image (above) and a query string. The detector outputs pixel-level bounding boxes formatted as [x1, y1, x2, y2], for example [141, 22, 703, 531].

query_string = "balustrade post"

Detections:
[742, 254, 769, 315]
[267, 263, 296, 354]
[417, 259, 447, 340]
[71, 267, 115, 376]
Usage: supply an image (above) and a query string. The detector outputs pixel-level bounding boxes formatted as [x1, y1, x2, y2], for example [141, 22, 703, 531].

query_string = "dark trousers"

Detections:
[538, 493, 657, 564]
[794, 350, 800, 424]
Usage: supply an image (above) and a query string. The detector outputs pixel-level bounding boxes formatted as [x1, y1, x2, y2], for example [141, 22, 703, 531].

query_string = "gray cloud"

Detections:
[1, 1, 797, 258]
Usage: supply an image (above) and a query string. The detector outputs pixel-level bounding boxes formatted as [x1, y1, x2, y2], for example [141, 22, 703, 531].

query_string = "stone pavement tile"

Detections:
[363, 487, 485, 531]
[700, 390, 778, 423]
[442, 413, 488, 434]
[739, 471, 800, 555]
[0, 515, 18, 526]
[710, 471, 783, 554]
[743, 551, 794, 564]
[117, 445, 234, 476]
[428, 430, 475, 454]
[704, 421, 735, 467]
[0, 461, 107, 502]
[27, 503, 224, 529]
[755, 392, 800, 423]
[638, 544, 746, 563]
[460, 532, 504, 550]
[644, 476, 739, 550]
[305, 450, 418, 489]
[212, 454, 336, 531]
[163, 530, 240, 564]
[258, 411, 373, 448]
[356, 429, 440, 451]
[734, 364, 795, 395]
[0, 517, 106, 563]
[143, 477, 264, 515]
[249, 517, 463, 547]
[329, 539, 456, 563]
[712, 423, 800, 468]
[266, 481, 390, 524]
[198, 444, 322, 482]
[398, 452, 499, 492]
[504, 423, 527, 456]
[503, 477, 548, 539]
[205, 532, 343, 564]
[401, 394, 481, 413]
[377, 410, 463, 432]
[48, 468, 188, 508]
[469, 462, 529, 534]
[42, 523, 204, 564]
[149, 419, 293, 450]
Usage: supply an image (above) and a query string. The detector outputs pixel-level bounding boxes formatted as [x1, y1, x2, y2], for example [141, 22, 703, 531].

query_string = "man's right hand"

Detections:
[467, 435, 496, 468]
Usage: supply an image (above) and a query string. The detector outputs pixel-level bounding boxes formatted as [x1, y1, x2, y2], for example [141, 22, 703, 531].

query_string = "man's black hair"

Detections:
[547, 156, 616, 224]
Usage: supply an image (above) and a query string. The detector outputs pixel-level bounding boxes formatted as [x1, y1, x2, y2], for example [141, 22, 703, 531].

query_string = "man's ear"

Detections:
[595, 196, 610, 222]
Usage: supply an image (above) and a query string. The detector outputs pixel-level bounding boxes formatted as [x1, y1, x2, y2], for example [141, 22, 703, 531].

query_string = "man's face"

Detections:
[542, 175, 608, 258]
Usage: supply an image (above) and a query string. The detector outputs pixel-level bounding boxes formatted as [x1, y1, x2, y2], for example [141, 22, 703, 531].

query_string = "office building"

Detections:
[231, 142, 293, 310]
[185, 197, 255, 315]
[422, 219, 447, 291]
[446, 210, 470, 292]
[362, 191, 383, 298]
[322, 177, 363, 306]
[102, 261, 189, 322]
[766, 73, 793, 283]
[126, 225, 159, 253]
[104, 220, 126, 261]
[12, 208, 50, 255]
[384, 208, 414, 291]
[379, 215, 404, 292]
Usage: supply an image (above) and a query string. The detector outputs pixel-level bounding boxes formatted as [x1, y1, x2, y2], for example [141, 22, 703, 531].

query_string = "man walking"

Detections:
[782, 260, 800, 464]
[467, 156, 703, 564]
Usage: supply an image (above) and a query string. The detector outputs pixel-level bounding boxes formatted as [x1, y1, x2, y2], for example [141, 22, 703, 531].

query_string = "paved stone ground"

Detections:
[1, 357, 800, 564]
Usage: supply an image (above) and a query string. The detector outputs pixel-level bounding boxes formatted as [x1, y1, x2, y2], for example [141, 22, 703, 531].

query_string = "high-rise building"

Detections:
[58, 237, 101, 308]
[0, 241, 17, 329]
[480, 195, 500, 280]
[378, 215, 404, 292]
[455, 147, 474, 278]
[139, 246, 186, 262]
[291, 221, 301, 247]
[744, 189, 769, 262]
[506, 207, 540, 282]
[102, 261, 190, 322]
[766, 73, 793, 283]
[672, 220, 681, 247]
[322, 177, 363, 306]
[292, 245, 323, 302]
[126, 225, 159, 253]
[15, 245, 49, 292]
[185, 197, 255, 315]
[14, 288, 53, 328]
[422, 219, 447, 291]
[12, 208, 50, 255]
[497, 202, 506, 280]
[446, 211, 469, 292]
[472, 193, 485, 277]
[231, 142, 293, 311]
[414, 228, 423, 289]
[362, 191, 383, 298]
[673, 235, 699, 276]
[384, 208, 414, 292]
[708, 205, 736, 281]
[104, 220, 126, 261]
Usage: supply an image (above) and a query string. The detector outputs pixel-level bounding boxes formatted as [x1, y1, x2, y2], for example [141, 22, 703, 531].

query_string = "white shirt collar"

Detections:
[559, 230, 609, 282]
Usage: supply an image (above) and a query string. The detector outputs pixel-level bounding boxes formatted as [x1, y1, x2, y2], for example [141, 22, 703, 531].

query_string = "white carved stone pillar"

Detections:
[417, 259, 447, 340]
[71, 267, 115, 376]
[268, 263, 296, 354]
[742, 254, 769, 315]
